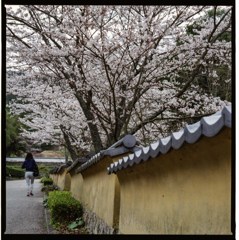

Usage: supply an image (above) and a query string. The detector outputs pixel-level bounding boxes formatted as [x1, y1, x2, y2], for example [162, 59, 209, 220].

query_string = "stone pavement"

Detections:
[4, 179, 58, 235]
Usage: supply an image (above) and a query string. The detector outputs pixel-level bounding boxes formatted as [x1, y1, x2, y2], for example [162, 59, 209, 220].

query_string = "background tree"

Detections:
[6, 109, 27, 156]
[7, 71, 91, 159]
[183, 6, 231, 101]
[6, 5, 232, 158]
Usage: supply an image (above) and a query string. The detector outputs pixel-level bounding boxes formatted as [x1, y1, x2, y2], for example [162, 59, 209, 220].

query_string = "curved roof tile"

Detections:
[201, 112, 224, 137]
[75, 134, 140, 173]
[172, 129, 185, 149]
[75, 152, 101, 174]
[223, 105, 231, 127]
[107, 105, 232, 175]
[185, 121, 201, 144]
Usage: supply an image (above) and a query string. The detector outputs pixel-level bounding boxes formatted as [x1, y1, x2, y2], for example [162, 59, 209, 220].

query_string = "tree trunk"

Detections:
[75, 92, 103, 152]
[60, 125, 78, 161]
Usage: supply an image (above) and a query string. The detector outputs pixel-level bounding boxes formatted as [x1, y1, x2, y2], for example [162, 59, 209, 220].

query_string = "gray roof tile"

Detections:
[107, 105, 232, 174]
[201, 112, 224, 137]
[223, 105, 231, 127]
[185, 121, 201, 143]
[172, 129, 185, 149]
[75, 135, 139, 173]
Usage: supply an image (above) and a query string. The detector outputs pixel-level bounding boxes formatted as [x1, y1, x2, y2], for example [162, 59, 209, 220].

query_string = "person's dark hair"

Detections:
[25, 152, 34, 161]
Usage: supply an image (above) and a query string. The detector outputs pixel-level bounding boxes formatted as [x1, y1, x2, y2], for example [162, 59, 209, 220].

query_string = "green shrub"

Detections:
[41, 185, 59, 195]
[6, 166, 25, 178]
[40, 176, 53, 186]
[47, 190, 83, 225]
[38, 164, 52, 177]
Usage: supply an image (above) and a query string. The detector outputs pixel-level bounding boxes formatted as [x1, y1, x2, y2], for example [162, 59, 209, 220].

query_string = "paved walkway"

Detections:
[4, 179, 57, 234]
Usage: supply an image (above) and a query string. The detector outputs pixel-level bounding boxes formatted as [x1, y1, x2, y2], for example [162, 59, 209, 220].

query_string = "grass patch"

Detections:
[6, 165, 25, 178]
[6, 162, 59, 180]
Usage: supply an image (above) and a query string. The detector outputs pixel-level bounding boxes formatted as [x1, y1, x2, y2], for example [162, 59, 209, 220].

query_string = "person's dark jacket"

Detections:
[22, 158, 38, 172]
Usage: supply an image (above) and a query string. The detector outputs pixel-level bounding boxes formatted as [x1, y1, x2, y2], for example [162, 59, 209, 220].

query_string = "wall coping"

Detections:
[107, 105, 232, 174]
[75, 135, 140, 174]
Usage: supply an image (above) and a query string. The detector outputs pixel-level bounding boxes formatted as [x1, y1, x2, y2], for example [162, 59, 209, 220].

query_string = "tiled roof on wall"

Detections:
[48, 161, 72, 174]
[107, 105, 232, 174]
[75, 135, 141, 173]
[66, 153, 95, 173]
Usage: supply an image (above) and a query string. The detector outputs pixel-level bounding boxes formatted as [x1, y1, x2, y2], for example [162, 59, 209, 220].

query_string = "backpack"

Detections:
[33, 165, 39, 177]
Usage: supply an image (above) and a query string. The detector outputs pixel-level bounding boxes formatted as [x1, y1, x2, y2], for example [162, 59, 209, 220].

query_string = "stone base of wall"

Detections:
[82, 206, 118, 234]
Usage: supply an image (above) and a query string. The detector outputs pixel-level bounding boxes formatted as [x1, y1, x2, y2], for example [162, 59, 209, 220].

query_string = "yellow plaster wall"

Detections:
[57, 169, 71, 191]
[49, 174, 58, 186]
[117, 128, 231, 234]
[70, 173, 84, 202]
[80, 156, 121, 228]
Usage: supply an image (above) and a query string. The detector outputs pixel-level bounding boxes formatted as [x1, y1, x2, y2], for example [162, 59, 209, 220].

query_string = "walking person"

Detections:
[21, 152, 39, 197]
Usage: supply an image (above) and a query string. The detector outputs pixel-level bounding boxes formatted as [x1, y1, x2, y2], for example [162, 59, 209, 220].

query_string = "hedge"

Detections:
[6, 166, 25, 178]
[40, 176, 53, 186]
[47, 190, 83, 225]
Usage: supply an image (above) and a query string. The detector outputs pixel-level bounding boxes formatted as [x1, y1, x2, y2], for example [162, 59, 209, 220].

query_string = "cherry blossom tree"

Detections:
[6, 5, 232, 158]
[7, 72, 91, 158]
